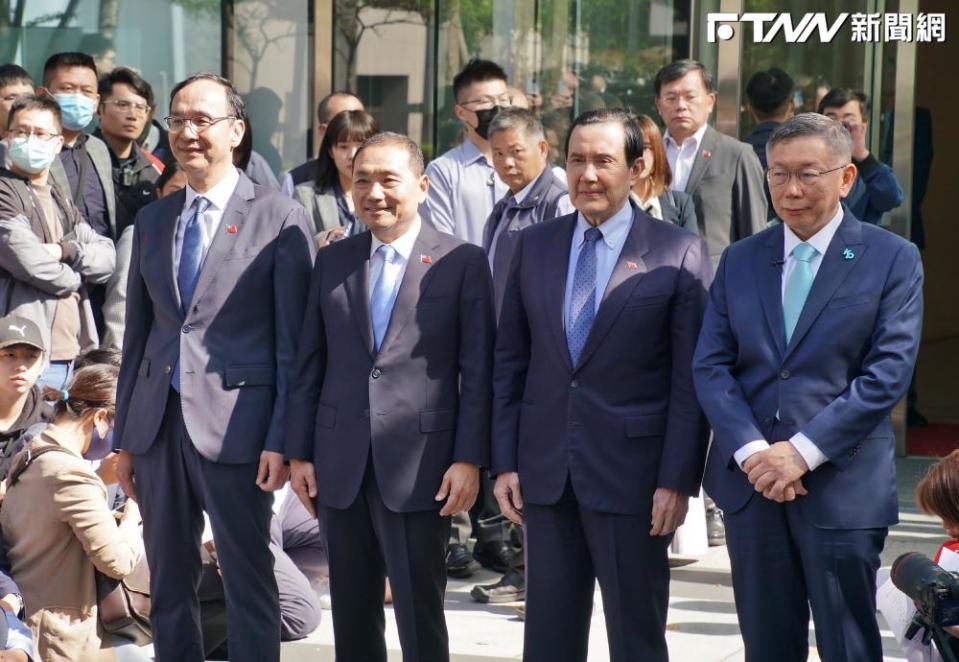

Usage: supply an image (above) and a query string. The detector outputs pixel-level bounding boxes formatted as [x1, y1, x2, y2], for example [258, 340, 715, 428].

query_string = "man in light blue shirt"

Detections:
[421, 59, 512, 246]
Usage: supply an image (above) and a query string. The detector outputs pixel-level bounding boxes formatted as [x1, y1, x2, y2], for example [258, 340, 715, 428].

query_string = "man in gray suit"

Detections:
[114, 74, 315, 662]
[287, 132, 495, 661]
[654, 59, 767, 268]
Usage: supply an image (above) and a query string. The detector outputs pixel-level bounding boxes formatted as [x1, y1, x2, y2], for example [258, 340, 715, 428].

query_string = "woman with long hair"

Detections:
[631, 114, 698, 233]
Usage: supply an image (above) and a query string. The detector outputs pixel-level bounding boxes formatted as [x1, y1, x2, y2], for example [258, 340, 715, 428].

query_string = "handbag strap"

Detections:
[6, 443, 72, 488]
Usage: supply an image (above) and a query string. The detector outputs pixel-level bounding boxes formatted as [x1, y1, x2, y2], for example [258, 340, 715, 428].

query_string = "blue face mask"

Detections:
[53, 93, 96, 131]
[6, 136, 59, 174]
[85, 423, 114, 461]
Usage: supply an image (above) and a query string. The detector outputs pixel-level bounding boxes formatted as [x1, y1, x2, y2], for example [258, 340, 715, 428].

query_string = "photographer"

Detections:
[916, 449, 959, 638]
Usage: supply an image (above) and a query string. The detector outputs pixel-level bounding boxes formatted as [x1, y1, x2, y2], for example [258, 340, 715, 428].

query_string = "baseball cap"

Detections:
[0, 315, 45, 352]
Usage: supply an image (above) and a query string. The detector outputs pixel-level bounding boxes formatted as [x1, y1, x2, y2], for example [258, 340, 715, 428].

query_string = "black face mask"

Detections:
[473, 105, 503, 140]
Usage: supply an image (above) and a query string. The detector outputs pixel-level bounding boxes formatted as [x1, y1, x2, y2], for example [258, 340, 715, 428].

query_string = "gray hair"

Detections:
[766, 112, 852, 164]
[353, 131, 425, 176]
[487, 107, 545, 143]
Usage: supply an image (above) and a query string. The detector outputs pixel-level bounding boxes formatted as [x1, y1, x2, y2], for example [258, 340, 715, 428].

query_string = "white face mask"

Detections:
[6, 136, 59, 174]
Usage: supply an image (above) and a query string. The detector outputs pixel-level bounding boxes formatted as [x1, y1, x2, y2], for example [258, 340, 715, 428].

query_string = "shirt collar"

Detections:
[574, 199, 633, 249]
[512, 169, 544, 205]
[637, 193, 663, 220]
[783, 205, 844, 258]
[370, 215, 422, 261]
[184, 166, 240, 213]
[664, 122, 709, 151]
[460, 138, 490, 166]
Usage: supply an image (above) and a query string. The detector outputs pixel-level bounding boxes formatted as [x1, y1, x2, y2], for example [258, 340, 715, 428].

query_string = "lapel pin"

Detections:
[420, 254, 432, 265]
[702, 150, 711, 159]
[626, 261, 638, 270]
[226, 225, 238, 234]
[843, 248, 855, 260]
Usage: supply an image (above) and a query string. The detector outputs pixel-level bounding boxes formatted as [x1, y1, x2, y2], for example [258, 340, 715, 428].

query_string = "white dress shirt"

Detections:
[563, 200, 633, 323]
[665, 123, 708, 192]
[733, 205, 845, 472]
[174, 166, 240, 274]
[369, 215, 422, 310]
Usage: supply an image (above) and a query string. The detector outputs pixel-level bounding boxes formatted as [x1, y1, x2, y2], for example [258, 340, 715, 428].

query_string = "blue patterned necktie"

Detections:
[370, 244, 398, 351]
[177, 196, 211, 314]
[783, 241, 819, 344]
[173, 195, 211, 392]
[566, 226, 603, 365]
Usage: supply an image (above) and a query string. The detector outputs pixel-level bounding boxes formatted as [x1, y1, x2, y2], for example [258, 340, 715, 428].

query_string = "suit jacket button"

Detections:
[570, 380, 579, 388]
[371, 368, 382, 379]
[362, 409, 370, 419]
[779, 370, 790, 380]
[163, 365, 172, 375]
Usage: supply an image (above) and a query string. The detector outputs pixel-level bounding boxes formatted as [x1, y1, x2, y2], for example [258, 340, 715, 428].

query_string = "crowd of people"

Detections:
[0, 43, 931, 662]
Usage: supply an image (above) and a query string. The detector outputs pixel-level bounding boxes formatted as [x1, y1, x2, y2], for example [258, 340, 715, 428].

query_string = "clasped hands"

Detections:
[743, 441, 810, 503]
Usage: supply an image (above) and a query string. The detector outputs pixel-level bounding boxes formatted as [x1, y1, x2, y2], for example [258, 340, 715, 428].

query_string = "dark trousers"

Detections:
[725, 493, 887, 662]
[324, 461, 451, 662]
[523, 479, 671, 662]
[133, 392, 280, 662]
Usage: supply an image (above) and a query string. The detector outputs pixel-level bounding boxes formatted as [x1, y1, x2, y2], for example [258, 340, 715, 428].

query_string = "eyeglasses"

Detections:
[163, 115, 236, 133]
[766, 164, 849, 188]
[9, 127, 61, 142]
[459, 94, 513, 109]
[659, 93, 708, 107]
[104, 99, 151, 115]
[1, 93, 29, 105]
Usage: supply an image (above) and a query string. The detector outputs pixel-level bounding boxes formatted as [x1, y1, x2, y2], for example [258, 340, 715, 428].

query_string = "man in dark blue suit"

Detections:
[286, 132, 495, 662]
[492, 109, 712, 661]
[694, 113, 923, 662]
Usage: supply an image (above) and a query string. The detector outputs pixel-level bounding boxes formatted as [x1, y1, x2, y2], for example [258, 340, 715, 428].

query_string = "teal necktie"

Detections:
[783, 242, 818, 344]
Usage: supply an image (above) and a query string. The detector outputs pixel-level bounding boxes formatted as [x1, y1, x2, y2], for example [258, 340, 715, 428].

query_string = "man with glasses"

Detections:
[0, 94, 115, 391]
[113, 74, 315, 662]
[693, 113, 923, 662]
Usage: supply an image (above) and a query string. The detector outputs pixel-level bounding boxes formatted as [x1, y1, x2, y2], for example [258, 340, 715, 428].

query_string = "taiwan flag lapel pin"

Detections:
[626, 260, 638, 270]
[702, 149, 711, 159]
[226, 225, 238, 234]
[420, 254, 432, 265]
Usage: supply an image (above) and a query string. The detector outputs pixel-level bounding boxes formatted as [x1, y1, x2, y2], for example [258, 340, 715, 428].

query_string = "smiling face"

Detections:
[0, 344, 43, 400]
[352, 143, 428, 242]
[490, 126, 548, 193]
[767, 136, 856, 239]
[168, 79, 245, 184]
[565, 121, 641, 225]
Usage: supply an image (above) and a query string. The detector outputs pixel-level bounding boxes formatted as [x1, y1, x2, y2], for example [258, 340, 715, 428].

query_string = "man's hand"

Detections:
[256, 450, 289, 492]
[289, 459, 318, 519]
[744, 441, 810, 502]
[315, 226, 346, 248]
[116, 450, 137, 502]
[650, 487, 689, 536]
[435, 462, 480, 516]
[96, 452, 120, 485]
[493, 472, 524, 525]
[844, 120, 870, 161]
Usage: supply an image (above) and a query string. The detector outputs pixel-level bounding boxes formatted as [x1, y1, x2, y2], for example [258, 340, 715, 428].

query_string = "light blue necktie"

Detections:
[173, 196, 211, 392]
[370, 244, 398, 351]
[566, 226, 603, 366]
[783, 242, 819, 344]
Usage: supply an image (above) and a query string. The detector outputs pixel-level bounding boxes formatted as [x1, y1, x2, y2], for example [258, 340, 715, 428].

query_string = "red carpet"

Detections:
[908, 424, 959, 457]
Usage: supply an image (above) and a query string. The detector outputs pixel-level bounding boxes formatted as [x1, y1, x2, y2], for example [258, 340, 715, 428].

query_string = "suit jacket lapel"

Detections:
[783, 212, 867, 360]
[162, 190, 187, 312]
[575, 207, 650, 370]
[344, 233, 375, 357]
[756, 224, 786, 357]
[544, 214, 576, 374]
[377, 224, 441, 355]
[683, 125, 718, 194]
[189, 173, 253, 312]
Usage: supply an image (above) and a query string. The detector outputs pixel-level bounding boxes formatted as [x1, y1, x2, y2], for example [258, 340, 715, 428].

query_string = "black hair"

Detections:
[314, 110, 380, 190]
[7, 94, 62, 131]
[817, 88, 869, 119]
[563, 109, 644, 167]
[43, 52, 98, 87]
[155, 159, 183, 194]
[452, 59, 508, 102]
[169, 73, 245, 120]
[0, 64, 34, 91]
[745, 68, 795, 118]
[654, 59, 715, 97]
[73, 348, 121, 370]
[98, 66, 155, 108]
[316, 90, 363, 124]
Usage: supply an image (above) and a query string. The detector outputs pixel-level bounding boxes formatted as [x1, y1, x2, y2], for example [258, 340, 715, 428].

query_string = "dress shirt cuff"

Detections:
[734, 440, 770, 471]
[789, 432, 828, 471]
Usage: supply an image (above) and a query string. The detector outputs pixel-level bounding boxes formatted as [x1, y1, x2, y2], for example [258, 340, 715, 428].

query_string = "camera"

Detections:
[891, 552, 959, 661]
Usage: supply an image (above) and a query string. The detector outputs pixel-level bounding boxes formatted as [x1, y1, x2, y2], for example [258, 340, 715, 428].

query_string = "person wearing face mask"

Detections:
[0, 364, 150, 661]
[0, 65, 36, 168]
[292, 109, 379, 247]
[0, 95, 115, 392]
[421, 59, 513, 246]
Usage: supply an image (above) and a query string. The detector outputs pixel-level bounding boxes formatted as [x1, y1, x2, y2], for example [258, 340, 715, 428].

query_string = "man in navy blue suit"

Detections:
[492, 109, 711, 661]
[693, 113, 923, 662]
